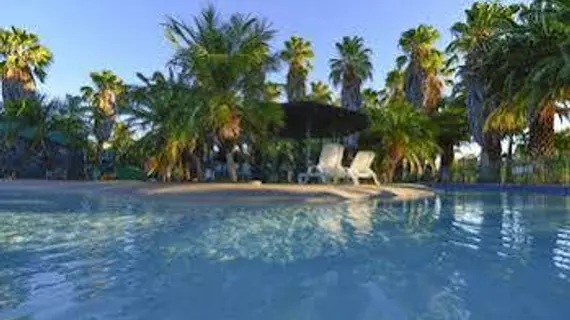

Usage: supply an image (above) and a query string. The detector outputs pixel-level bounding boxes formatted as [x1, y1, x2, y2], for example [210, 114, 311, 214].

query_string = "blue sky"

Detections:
[1, 0, 481, 98]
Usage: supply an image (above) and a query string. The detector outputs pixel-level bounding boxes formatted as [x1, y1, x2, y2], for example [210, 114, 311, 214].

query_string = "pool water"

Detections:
[1, 191, 569, 319]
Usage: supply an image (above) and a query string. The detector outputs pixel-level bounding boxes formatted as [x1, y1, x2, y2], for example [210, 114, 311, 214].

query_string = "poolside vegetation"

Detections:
[0, 0, 569, 184]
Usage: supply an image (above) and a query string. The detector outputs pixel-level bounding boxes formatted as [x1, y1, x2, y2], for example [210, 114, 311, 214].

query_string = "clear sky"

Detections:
[1, 0, 480, 98]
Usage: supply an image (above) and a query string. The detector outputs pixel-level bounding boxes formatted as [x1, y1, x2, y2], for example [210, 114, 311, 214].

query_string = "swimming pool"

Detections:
[1, 191, 569, 319]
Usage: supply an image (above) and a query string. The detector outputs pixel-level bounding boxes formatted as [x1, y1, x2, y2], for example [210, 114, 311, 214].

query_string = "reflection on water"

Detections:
[1, 192, 570, 319]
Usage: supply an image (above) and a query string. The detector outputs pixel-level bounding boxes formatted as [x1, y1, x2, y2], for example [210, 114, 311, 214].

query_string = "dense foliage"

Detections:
[1, 0, 569, 183]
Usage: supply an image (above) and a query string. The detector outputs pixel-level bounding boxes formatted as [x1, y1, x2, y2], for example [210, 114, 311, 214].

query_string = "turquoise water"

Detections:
[1, 191, 569, 319]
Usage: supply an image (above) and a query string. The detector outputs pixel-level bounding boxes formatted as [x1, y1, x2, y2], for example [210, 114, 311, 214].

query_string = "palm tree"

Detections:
[361, 101, 439, 182]
[280, 36, 314, 102]
[329, 36, 373, 152]
[164, 5, 283, 182]
[484, 105, 526, 182]
[379, 69, 405, 105]
[128, 71, 203, 181]
[432, 96, 470, 182]
[361, 88, 381, 108]
[329, 36, 373, 111]
[2, 95, 89, 175]
[0, 27, 53, 103]
[488, 1, 570, 160]
[110, 122, 136, 167]
[447, 2, 520, 182]
[2, 96, 54, 152]
[398, 25, 445, 115]
[81, 70, 126, 168]
[309, 81, 333, 104]
[50, 94, 90, 150]
[264, 82, 283, 102]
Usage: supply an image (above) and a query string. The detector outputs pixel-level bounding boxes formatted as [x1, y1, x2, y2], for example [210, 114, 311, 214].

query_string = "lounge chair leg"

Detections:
[350, 173, 359, 186]
[372, 173, 380, 187]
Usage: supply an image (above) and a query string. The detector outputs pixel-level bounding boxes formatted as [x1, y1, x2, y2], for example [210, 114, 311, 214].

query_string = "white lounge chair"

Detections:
[345, 151, 380, 186]
[298, 143, 345, 184]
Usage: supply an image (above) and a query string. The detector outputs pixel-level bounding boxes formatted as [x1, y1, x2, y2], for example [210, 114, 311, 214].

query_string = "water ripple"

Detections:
[1, 192, 570, 319]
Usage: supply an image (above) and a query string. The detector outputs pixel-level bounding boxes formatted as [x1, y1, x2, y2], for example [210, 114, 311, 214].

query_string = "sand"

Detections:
[0, 180, 435, 204]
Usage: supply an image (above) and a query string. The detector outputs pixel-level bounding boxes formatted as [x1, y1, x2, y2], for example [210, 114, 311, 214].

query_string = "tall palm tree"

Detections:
[81, 70, 126, 167]
[398, 25, 445, 115]
[361, 88, 381, 108]
[0, 27, 53, 103]
[495, 0, 570, 160]
[280, 36, 314, 102]
[447, 2, 520, 182]
[432, 95, 470, 182]
[309, 81, 333, 104]
[380, 69, 405, 105]
[164, 5, 283, 182]
[329, 36, 373, 152]
[329, 36, 373, 111]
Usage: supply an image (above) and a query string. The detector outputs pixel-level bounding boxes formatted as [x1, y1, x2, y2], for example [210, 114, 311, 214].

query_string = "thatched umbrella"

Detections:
[279, 101, 369, 167]
[279, 101, 369, 139]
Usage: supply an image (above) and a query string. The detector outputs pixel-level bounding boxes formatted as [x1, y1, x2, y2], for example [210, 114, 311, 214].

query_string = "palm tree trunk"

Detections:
[95, 140, 103, 167]
[385, 148, 403, 183]
[529, 111, 555, 159]
[1, 74, 34, 102]
[184, 162, 191, 181]
[342, 80, 362, 154]
[41, 139, 54, 179]
[91, 140, 104, 180]
[191, 153, 202, 182]
[529, 110, 555, 183]
[164, 164, 173, 182]
[226, 151, 238, 182]
[286, 71, 306, 102]
[439, 142, 454, 182]
[341, 80, 362, 111]
[95, 118, 115, 145]
[478, 132, 502, 183]
[181, 149, 195, 182]
[404, 62, 427, 111]
[385, 160, 398, 183]
[505, 135, 515, 184]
